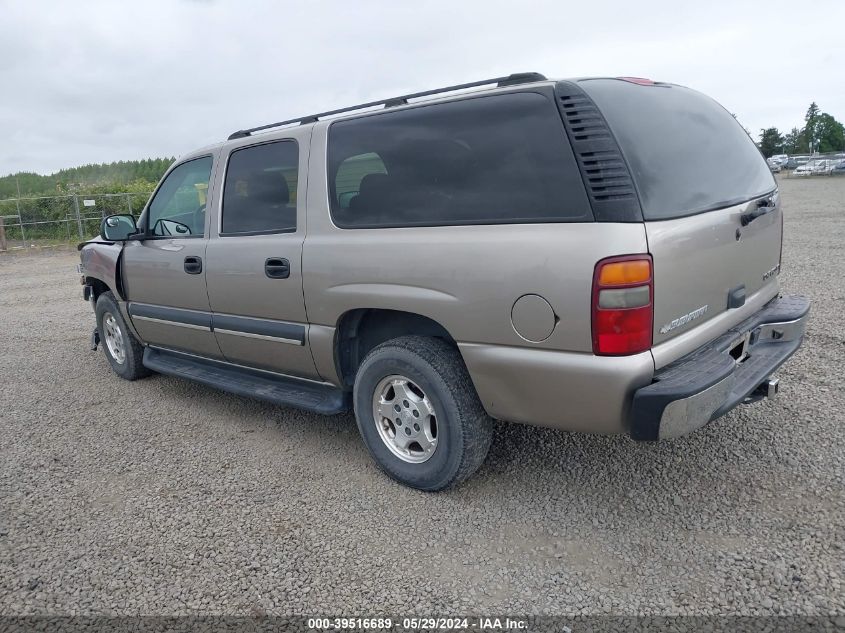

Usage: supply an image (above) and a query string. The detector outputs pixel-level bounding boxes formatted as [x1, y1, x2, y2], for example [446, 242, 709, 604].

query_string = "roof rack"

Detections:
[227, 72, 547, 140]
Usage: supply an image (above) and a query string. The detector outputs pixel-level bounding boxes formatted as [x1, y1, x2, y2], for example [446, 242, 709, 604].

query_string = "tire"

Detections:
[95, 291, 151, 381]
[353, 336, 493, 491]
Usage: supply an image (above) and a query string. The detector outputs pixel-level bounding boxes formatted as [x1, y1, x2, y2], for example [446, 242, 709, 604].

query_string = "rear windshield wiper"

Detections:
[740, 195, 776, 227]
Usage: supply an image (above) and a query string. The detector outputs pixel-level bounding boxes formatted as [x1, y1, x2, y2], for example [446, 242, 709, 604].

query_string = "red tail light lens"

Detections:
[592, 255, 653, 356]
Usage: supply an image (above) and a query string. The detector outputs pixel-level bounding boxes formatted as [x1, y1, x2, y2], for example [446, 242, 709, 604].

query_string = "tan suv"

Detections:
[79, 73, 810, 490]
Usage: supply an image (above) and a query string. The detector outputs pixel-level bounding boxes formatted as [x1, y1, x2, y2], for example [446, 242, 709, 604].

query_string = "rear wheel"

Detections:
[95, 292, 151, 381]
[353, 336, 493, 491]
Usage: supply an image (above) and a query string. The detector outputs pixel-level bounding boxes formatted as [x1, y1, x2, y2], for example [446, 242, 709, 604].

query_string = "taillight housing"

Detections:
[592, 255, 654, 356]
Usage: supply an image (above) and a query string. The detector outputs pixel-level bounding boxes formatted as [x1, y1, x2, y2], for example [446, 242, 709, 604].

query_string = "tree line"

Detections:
[0, 157, 174, 199]
[759, 102, 845, 158]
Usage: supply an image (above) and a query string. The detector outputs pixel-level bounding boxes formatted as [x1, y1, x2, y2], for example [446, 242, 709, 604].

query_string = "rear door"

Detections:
[579, 79, 782, 365]
[204, 131, 320, 380]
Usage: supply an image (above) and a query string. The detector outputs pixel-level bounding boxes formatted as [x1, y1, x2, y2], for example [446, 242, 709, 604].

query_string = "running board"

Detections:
[142, 347, 349, 415]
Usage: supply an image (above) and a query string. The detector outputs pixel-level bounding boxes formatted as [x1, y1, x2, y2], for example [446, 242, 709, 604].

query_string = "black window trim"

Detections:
[324, 87, 592, 230]
[218, 137, 300, 238]
[139, 154, 214, 241]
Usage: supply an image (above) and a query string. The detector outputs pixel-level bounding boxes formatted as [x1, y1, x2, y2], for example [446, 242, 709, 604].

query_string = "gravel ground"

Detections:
[0, 175, 843, 617]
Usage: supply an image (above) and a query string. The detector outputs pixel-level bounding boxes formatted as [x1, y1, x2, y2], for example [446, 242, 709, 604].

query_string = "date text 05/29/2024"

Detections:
[306, 617, 543, 631]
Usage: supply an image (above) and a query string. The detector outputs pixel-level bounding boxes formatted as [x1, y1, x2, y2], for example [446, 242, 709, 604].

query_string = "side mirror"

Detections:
[101, 214, 138, 241]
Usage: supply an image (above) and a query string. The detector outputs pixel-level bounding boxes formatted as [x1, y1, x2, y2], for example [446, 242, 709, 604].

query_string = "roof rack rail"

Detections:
[227, 72, 547, 140]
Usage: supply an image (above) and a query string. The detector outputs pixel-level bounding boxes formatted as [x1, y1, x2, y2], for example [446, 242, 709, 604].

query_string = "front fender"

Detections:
[80, 239, 124, 300]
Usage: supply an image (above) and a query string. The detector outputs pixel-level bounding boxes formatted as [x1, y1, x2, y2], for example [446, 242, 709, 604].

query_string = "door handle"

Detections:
[265, 257, 290, 279]
[184, 256, 203, 274]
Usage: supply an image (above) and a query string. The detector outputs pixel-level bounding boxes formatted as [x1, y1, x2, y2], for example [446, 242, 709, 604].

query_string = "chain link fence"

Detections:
[0, 192, 151, 250]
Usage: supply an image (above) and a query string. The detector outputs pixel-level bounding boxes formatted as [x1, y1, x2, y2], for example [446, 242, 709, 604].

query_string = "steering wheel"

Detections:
[192, 204, 206, 234]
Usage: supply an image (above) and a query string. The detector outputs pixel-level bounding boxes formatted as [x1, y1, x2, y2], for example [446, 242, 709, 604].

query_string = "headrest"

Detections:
[249, 170, 290, 205]
[358, 173, 390, 196]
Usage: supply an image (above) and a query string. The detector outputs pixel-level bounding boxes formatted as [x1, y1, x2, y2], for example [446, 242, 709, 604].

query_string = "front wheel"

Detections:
[353, 336, 493, 491]
[95, 292, 151, 381]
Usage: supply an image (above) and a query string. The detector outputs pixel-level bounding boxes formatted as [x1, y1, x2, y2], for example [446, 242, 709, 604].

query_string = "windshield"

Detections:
[579, 79, 776, 220]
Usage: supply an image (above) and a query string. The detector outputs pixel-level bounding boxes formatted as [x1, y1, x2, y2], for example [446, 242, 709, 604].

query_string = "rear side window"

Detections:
[327, 92, 591, 228]
[222, 141, 298, 235]
[580, 79, 775, 220]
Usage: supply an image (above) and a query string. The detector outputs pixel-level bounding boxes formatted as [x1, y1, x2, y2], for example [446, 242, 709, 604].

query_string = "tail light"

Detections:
[592, 255, 653, 356]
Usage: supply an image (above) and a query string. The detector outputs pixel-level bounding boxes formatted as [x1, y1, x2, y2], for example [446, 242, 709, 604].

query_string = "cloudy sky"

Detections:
[2, 0, 844, 176]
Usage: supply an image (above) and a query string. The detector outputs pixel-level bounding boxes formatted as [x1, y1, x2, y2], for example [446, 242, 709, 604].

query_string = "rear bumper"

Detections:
[630, 295, 810, 440]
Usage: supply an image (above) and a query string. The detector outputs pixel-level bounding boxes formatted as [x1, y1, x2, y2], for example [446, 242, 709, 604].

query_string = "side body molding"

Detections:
[127, 303, 306, 345]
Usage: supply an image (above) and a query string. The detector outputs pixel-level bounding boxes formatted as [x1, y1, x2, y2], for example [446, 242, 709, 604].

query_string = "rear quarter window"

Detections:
[327, 92, 592, 228]
[580, 79, 776, 220]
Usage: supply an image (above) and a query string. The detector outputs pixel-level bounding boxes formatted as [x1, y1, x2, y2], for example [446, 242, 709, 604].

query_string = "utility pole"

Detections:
[15, 176, 22, 219]
[15, 175, 25, 245]
[73, 195, 83, 239]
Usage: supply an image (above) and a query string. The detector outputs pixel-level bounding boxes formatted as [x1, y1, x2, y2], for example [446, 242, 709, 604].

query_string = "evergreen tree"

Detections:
[759, 128, 784, 157]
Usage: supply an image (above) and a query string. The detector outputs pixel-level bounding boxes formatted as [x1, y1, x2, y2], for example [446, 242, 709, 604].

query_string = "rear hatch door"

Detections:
[579, 79, 782, 360]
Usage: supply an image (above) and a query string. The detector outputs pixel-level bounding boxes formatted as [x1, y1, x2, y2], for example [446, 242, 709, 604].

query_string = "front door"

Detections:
[204, 134, 319, 379]
[122, 155, 222, 359]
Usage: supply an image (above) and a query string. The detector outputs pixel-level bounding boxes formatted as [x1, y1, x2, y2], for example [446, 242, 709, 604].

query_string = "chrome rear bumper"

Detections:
[630, 295, 810, 440]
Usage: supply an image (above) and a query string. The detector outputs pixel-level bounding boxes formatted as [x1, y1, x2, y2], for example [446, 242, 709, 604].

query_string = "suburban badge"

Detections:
[660, 305, 709, 334]
[762, 264, 781, 281]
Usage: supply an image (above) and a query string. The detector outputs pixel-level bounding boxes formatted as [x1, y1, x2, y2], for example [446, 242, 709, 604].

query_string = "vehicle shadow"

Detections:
[461, 405, 805, 527]
[148, 369, 805, 527]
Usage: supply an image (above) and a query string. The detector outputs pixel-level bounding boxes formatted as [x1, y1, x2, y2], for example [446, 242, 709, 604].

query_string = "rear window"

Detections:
[327, 92, 591, 228]
[580, 79, 775, 220]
